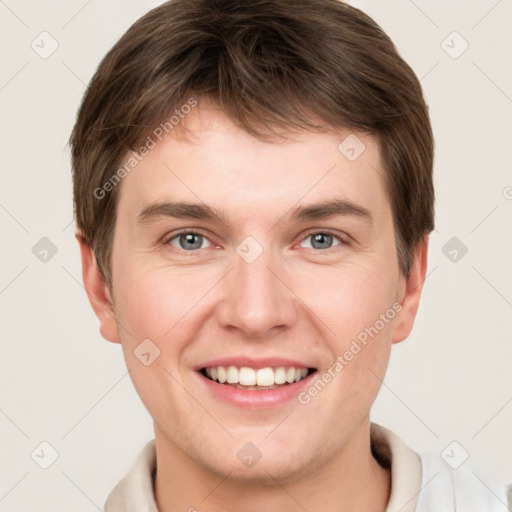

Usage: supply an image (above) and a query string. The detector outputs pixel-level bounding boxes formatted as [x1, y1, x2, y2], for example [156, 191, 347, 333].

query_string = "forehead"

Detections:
[116, 105, 390, 225]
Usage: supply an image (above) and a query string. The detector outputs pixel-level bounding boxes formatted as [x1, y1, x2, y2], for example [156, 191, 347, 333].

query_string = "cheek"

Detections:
[111, 263, 226, 413]
[113, 264, 211, 342]
[112, 270, 203, 421]
[295, 259, 399, 343]
[290, 257, 397, 409]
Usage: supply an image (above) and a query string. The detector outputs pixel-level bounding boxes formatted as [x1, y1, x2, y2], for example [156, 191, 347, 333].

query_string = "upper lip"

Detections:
[194, 357, 315, 371]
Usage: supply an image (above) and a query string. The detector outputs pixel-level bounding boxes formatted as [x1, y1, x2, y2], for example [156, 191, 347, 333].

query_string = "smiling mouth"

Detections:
[200, 365, 316, 390]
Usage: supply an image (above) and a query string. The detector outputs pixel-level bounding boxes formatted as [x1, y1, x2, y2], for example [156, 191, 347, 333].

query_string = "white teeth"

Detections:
[203, 365, 311, 388]
[226, 365, 239, 384]
[256, 367, 274, 387]
[239, 367, 256, 386]
[217, 366, 227, 383]
[274, 367, 287, 384]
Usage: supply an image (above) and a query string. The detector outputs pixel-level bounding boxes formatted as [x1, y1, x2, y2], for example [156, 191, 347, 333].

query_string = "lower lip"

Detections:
[196, 370, 317, 409]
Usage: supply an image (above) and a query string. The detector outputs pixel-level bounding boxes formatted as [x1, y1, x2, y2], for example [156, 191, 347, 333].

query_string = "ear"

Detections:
[392, 236, 429, 344]
[76, 232, 121, 344]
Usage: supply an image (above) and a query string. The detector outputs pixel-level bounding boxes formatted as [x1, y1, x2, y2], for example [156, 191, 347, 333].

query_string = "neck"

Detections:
[153, 418, 391, 512]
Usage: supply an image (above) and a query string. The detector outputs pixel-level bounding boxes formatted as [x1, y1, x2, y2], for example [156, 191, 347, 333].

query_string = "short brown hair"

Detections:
[69, 0, 434, 287]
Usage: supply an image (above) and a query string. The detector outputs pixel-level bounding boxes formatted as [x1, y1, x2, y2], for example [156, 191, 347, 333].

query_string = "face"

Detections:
[81, 102, 426, 483]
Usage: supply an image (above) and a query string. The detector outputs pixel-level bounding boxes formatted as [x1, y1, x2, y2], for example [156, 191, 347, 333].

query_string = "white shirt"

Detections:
[104, 423, 511, 511]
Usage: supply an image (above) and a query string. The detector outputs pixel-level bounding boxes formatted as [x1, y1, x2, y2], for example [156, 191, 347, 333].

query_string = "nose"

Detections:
[216, 247, 297, 338]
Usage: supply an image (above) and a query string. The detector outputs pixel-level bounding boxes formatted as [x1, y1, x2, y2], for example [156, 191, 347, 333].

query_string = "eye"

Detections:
[299, 232, 343, 250]
[166, 231, 213, 251]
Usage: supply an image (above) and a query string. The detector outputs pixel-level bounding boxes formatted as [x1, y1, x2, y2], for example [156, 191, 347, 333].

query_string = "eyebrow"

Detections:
[136, 198, 372, 226]
[137, 201, 229, 225]
[287, 199, 372, 224]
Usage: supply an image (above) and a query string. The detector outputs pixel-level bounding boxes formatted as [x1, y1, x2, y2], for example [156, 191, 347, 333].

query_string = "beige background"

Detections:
[0, 0, 511, 510]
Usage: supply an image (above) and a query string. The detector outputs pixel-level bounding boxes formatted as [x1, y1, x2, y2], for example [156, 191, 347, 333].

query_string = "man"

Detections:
[69, 0, 511, 510]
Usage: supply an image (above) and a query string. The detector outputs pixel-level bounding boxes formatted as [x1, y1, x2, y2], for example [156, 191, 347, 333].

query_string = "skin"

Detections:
[78, 101, 428, 512]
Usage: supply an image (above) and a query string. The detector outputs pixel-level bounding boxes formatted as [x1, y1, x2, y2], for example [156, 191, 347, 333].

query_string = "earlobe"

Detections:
[76, 232, 121, 344]
[392, 236, 429, 344]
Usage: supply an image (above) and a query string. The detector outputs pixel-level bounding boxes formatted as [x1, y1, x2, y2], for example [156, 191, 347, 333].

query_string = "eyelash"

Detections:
[163, 229, 348, 253]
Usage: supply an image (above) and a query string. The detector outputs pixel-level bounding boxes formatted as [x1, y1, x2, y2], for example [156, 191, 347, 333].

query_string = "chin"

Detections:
[193, 437, 319, 485]
[212, 458, 310, 485]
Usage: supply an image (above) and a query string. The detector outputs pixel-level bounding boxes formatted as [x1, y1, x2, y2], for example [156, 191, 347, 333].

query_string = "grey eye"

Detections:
[168, 232, 210, 250]
[302, 233, 340, 250]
